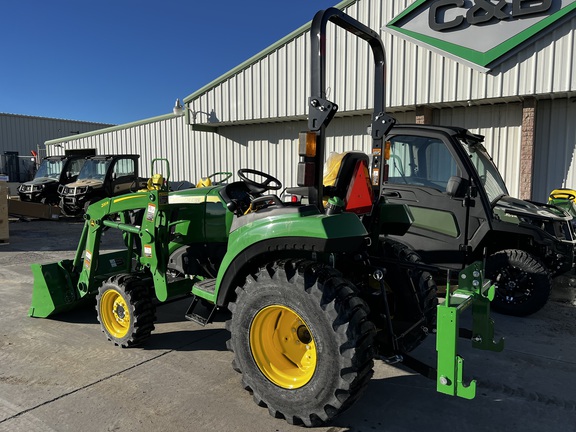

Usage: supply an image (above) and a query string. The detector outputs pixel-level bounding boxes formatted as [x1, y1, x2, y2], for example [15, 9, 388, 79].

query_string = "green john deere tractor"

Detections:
[29, 8, 503, 427]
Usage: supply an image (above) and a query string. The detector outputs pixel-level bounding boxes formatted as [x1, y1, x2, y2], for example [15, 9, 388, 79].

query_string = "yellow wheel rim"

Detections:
[250, 305, 317, 389]
[100, 289, 131, 339]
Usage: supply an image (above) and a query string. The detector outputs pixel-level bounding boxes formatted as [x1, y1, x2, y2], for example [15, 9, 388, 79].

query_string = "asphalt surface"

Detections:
[1, 219, 575, 432]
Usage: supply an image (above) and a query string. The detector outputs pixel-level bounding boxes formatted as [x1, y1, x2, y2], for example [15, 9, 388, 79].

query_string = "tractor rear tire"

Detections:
[96, 273, 156, 347]
[226, 259, 375, 427]
[486, 249, 551, 316]
[380, 239, 438, 353]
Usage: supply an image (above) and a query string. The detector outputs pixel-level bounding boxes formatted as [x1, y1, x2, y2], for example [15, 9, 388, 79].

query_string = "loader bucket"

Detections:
[28, 259, 84, 318]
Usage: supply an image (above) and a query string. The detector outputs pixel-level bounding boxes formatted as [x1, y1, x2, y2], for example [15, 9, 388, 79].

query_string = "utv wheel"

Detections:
[486, 249, 551, 317]
[226, 260, 375, 427]
[59, 199, 73, 217]
[83, 200, 93, 214]
[96, 274, 156, 347]
[380, 239, 438, 352]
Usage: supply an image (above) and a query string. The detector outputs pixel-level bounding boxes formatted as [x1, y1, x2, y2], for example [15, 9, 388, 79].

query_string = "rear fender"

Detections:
[213, 211, 368, 306]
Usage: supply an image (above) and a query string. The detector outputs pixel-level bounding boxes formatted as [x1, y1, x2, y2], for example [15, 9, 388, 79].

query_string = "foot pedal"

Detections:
[185, 295, 217, 326]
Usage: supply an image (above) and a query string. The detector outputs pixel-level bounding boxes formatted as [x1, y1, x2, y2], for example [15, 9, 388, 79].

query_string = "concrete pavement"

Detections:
[1, 220, 575, 432]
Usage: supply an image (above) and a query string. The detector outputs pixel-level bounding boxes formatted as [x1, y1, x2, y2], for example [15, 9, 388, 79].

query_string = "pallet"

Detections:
[7, 198, 61, 220]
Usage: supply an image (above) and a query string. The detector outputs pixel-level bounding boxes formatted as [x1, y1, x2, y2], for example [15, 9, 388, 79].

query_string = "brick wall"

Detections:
[520, 98, 537, 200]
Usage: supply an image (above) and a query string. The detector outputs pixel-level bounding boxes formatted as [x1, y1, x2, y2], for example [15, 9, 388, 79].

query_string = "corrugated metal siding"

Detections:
[382, 3, 576, 107]
[48, 117, 303, 184]
[198, 110, 416, 187]
[189, 0, 576, 123]
[533, 98, 576, 202]
[390, 12, 576, 105]
[191, 31, 311, 124]
[433, 103, 523, 197]
[45, 1, 575, 199]
[48, 117, 189, 180]
[0, 113, 111, 158]
[53, 111, 416, 187]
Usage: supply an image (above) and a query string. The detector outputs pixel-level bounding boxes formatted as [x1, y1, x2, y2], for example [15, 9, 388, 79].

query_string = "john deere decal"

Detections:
[385, 0, 576, 71]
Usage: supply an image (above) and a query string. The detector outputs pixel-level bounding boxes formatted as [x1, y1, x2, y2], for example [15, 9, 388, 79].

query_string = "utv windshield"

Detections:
[77, 159, 111, 181]
[459, 138, 508, 204]
[35, 159, 63, 179]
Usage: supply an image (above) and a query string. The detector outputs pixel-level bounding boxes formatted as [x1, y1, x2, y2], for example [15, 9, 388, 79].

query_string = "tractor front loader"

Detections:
[29, 8, 503, 427]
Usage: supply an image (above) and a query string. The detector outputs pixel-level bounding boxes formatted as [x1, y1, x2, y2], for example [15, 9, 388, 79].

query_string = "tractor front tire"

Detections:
[486, 249, 552, 316]
[96, 274, 156, 347]
[226, 260, 375, 427]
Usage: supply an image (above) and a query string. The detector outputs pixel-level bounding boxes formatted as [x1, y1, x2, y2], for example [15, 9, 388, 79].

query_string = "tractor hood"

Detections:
[494, 195, 572, 222]
[168, 185, 223, 204]
[66, 179, 104, 189]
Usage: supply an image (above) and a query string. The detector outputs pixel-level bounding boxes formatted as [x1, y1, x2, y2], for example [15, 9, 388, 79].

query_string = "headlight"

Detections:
[518, 215, 542, 227]
[32, 184, 44, 192]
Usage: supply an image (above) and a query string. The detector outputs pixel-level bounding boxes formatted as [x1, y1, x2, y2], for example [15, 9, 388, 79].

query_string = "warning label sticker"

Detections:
[84, 250, 92, 270]
[146, 203, 156, 221]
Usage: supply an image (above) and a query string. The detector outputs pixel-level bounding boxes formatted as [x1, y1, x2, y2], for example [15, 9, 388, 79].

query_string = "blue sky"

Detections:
[0, 1, 337, 125]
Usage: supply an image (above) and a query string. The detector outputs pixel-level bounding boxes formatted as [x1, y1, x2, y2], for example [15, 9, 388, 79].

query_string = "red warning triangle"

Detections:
[345, 160, 373, 214]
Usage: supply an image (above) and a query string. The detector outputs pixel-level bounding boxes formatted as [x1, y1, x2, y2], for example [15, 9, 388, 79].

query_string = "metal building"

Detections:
[0, 113, 113, 182]
[45, 0, 576, 201]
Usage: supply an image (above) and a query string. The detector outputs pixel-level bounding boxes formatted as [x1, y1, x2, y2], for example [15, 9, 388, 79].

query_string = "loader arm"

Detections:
[29, 188, 192, 318]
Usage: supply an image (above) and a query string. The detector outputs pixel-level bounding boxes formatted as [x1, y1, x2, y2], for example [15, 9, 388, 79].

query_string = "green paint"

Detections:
[214, 211, 367, 295]
[436, 262, 504, 398]
[387, 0, 576, 68]
[410, 206, 459, 237]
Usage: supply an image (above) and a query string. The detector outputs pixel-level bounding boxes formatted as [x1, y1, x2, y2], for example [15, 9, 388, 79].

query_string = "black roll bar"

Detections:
[308, 8, 396, 206]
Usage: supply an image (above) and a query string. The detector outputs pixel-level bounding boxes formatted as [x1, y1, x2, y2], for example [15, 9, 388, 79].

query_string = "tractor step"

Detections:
[185, 294, 218, 326]
[194, 278, 216, 294]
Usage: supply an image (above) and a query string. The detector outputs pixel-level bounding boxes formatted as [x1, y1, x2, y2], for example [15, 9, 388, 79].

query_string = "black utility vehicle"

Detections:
[381, 124, 576, 316]
[58, 154, 144, 216]
[18, 155, 85, 204]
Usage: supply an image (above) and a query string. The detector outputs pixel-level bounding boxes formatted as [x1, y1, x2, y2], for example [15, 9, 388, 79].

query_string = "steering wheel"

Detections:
[550, 192, 576, 201]
[196, 172, 233, 188]
[210, 172, 232, 185]
[208, 171, 233, 185]
[237, 168, 282, 194]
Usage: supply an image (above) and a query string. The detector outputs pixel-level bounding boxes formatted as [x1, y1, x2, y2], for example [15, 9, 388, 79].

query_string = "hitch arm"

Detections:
[436, 262, 504, 399]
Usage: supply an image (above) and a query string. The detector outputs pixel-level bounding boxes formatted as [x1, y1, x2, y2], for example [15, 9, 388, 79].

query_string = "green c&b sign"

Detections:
[386, 0, 576, 71]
